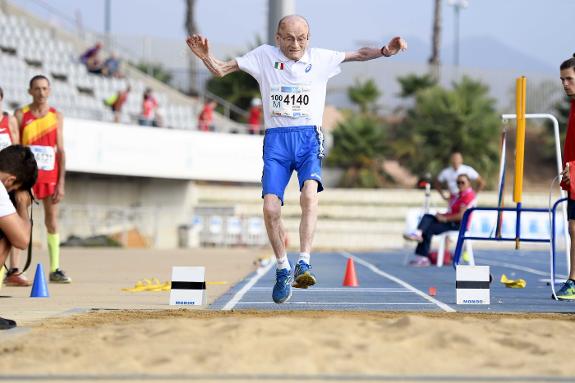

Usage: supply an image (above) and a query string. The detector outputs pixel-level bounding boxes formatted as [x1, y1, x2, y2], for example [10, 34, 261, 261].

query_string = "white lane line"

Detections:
[221, 260, 275, 311]
[236, 302, 434, 306]
[340, 251, 456, 313]
[475, 257, 568, 279]
[250, 287, 411, 293]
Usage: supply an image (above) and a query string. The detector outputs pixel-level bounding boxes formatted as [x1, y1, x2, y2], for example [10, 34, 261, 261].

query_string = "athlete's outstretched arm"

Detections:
[344, 36, 407, 62]
[186, 34, 239, 78]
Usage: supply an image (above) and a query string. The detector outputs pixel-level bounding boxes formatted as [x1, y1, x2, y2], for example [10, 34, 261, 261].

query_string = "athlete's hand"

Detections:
[385, 37, 408, 56]
[186, 34, 210, 60]
[52, 183, 64, 204]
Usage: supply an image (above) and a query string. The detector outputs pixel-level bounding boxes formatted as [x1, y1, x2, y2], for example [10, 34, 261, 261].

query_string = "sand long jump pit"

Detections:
[0, 248, 574, 382]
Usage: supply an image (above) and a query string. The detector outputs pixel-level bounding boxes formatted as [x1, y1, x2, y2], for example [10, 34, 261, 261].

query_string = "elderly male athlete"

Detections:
[187, 15, 407, 304]
[15, 75, 70, 284]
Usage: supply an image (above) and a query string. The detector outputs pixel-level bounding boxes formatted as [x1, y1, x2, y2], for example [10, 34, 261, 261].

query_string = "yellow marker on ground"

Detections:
[500, 274, 526, 288]
[122, 278, 228, 292]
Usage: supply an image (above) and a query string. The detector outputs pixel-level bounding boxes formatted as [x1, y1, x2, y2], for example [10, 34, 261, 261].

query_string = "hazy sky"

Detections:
[11, 0, 575, 70]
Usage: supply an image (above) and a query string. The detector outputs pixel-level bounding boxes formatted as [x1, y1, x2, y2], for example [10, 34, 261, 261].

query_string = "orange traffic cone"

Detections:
[342, 258, 359, 287]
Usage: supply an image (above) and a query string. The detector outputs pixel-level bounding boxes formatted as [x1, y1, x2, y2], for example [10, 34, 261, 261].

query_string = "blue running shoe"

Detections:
[292, 261, 316, 289]
[272, 268, 292, 304]
[555, 279, 575, 300]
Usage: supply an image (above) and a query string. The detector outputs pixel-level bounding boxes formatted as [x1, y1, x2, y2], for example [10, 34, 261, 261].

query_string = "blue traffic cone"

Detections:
[30, 263, 49, 298]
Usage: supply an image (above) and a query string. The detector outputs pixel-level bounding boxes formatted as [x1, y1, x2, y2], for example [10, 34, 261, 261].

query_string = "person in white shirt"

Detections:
[0, 145, 38, 329]
[435, 152, 485, 205]
[187, 14, 407, 303]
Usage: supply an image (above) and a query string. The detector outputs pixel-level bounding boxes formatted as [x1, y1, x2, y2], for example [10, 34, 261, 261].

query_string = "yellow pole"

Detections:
[513, 76, 526, 203]
[513, 76, 526, 249]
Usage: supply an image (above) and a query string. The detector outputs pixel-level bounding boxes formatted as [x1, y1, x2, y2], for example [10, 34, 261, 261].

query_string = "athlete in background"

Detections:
[15, 75, 70, 283]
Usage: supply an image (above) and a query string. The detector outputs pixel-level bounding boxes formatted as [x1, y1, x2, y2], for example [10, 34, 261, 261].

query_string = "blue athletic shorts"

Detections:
[262, 125, 325, 204]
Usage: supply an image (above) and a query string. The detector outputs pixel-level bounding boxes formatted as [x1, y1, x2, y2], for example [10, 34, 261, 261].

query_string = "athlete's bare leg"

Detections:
[568, 220, 575, 280]
[299, 180, 319, 254]
[263, 194, 286, 260]
[8, 249, 18, 270]
[43, 197, 58, 234]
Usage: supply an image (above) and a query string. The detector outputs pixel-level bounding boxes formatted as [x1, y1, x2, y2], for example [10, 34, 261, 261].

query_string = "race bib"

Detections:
[0, 134, 11, 151]
[270, 84, 311, 118]
[30, 145, 55, 171]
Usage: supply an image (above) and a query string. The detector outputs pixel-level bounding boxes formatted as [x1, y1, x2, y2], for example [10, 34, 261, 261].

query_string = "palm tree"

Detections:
[393, 76, 500, 180]
[429, 0, 442, 79]
[184, 0, 198, 93]
[347, 79, 381, 114]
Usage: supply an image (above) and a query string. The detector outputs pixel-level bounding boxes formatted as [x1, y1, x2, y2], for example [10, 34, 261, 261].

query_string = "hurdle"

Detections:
[452, 76, 569, 299]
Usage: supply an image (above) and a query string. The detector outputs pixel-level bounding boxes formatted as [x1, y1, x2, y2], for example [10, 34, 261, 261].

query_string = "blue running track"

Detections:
[212, 249, 574, 313]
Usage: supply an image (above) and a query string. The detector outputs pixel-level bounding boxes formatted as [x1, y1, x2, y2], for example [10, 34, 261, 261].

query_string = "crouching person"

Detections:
[0, 145, 38, 329]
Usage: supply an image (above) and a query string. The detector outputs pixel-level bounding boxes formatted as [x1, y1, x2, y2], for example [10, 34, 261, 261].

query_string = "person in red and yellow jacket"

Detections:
[15, 75, 70, 283]
[557, 54, 575, 300]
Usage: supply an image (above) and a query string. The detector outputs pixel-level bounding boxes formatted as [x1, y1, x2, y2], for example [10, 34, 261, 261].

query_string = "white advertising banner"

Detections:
[405, 208, 566, 241]
[64, 118, 264, 182]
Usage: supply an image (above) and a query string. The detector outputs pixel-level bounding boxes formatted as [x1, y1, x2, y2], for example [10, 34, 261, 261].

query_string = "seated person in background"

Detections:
[104, 85, 131, 123]
[404, 174, 476, 267]
[102, 53, 122, 78]
[138, 88, 162, 127]
[197, 100, 216, 132]
[0, 145, 38, 329]
[248, 98, 262, 135]
[80, 42, 103, 75]
[435, 151, 484, 205]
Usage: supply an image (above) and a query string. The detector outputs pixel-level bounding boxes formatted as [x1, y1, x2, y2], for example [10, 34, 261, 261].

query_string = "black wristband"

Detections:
[381, 46, 391, 57]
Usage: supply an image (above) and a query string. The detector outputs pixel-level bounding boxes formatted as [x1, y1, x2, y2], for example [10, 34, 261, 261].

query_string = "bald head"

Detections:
[277, 15, 309, 34]
[275, 14, 310, 61]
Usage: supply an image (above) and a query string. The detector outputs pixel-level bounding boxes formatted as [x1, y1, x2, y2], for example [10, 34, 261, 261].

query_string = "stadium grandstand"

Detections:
[0, 4, 245, 132]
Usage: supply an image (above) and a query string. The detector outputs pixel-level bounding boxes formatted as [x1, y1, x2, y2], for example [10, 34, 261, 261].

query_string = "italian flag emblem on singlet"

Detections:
[274, 62, 284, 70]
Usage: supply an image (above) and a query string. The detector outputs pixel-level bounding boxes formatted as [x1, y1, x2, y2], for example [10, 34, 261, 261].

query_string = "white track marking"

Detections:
[475, 257, 568, 279]
[250, 287, 411, 293]
[236, 302, 435, 306]
[221, 261, 275, 311]
[340, 251, 456, 312]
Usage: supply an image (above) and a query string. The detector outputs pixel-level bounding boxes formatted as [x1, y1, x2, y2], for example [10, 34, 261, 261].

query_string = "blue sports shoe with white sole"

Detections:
[272, 268, 293, 304]
[555, 279, 575, 300]
[292, 261, 316, 289]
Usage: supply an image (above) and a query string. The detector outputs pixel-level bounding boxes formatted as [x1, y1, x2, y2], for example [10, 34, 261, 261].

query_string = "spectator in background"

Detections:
[434, 151, 485, 206]
[102, 52, 122, 78]
[198, 100, 216, 132]
[104, 85, 131, 123]
[80, 42, 103, 75]
[248, 98, 262, 135]
[404, 174, 476, 267]
[138, 88, 162, 127]
[434, 152, 484, 253]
